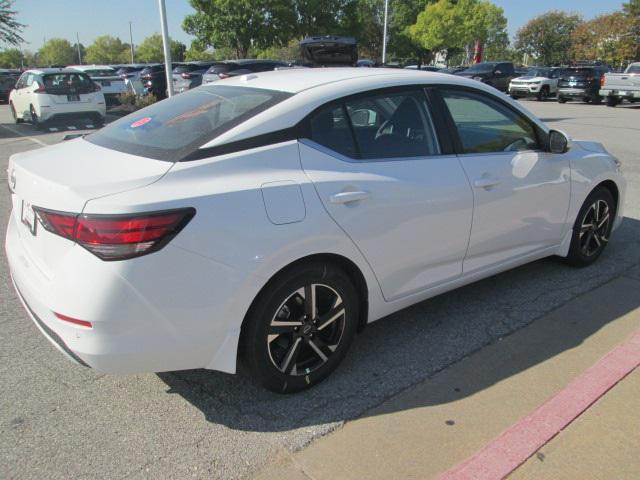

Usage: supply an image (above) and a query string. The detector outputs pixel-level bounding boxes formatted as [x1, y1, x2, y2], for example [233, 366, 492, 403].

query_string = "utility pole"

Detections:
[76, 32, 82, 64]
[382, 0, 389, 65]
[158, 0, 174, 97]
[129, 22, 135, 64]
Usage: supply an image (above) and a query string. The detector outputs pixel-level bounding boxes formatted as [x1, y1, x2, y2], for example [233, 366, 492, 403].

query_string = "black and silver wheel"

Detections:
[558, 96, 567, 104]
[241, 262, 359, 393]
[537, 87, 549, 101]
[566, 188, 615, 267]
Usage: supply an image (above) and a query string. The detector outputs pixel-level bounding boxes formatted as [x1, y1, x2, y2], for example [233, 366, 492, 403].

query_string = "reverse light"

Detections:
[181, 72, 192, 79]
[54, 312, 93, 328]
[34, 208, 196, 261]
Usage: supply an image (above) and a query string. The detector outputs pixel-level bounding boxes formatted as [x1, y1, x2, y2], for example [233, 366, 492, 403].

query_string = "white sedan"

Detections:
[6, 69, 625, 392]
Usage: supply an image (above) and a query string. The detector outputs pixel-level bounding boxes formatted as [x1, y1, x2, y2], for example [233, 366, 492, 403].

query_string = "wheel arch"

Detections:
[238, 252, 370, 358]
[596, 179, 619, 215]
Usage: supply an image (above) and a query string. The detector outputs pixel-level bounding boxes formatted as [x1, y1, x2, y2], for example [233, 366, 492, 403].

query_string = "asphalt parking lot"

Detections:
[1, 99, 639, 480]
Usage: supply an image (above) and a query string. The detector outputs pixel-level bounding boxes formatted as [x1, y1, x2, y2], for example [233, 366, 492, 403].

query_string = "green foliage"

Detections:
[253, 40, 299, 62]
[85, 35, 130, 64]
[0, 46, 22, 67]
[136, 34, 187, 63]
[0, 0, 24, 46]
[72, 43, 85, 64]
[514, 11, 583, 65]
[623, 0, 640, 17]
[409, 0, 508, 63]
[38, 38, 75, 65]
[571, 12, 640, 66]
[184, 43, 217, 61]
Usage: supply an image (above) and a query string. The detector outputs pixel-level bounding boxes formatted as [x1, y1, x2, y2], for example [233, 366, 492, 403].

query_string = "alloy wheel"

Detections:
[267, 283, 346, 376]
[579, 199, 610, 257]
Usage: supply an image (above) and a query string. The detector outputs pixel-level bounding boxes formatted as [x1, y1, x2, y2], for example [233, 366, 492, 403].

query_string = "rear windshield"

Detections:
[86, 85, 292, 161]
[465, 63, 498, 73]
[83, 69, 115, 77]
[206, 64, 235, 74]
[627, 65, 640, 74]
[42, 73, 95, 93]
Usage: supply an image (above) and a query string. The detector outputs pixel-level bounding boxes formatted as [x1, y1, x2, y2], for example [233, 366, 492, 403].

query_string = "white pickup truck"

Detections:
[600, 62, 640, 107]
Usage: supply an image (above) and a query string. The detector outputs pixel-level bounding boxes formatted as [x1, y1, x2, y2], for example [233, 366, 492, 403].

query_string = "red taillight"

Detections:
[34, 208, 195, 261]
[181, 72, 192, 79]
[54, 312, 92, 328]
[600, 76, 605, 87]
[218, 73, 230, 79]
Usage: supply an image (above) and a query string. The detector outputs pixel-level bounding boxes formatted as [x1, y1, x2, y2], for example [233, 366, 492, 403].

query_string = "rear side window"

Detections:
[441, 89, 540, 153]
[308, 89, 440, 160]
[627, 65, 640, 74]
[86, 85, 292, 161]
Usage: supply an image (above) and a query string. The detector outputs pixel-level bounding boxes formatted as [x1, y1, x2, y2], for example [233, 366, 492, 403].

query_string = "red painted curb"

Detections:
[439, 329, 640, 480]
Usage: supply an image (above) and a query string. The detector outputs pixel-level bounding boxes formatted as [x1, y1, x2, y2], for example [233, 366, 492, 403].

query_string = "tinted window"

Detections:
[42, 73, 94, 93]
[86, 85, 292, 161]
[309, 104, 357, 157]
[206, 64, 235, 74]
[441, 89, 539, 153]
[627, 65, 640, 74]
[345, 90, 439, 159]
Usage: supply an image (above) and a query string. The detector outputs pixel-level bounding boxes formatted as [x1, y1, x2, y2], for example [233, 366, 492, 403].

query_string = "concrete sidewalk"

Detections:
[255, 274, 640, 480]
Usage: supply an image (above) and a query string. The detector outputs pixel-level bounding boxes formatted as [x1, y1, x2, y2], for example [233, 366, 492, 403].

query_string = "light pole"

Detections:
[382, 0, 389, 65]
[76, 32, 82, 64]
[129, 22, 135, 64]
[158, 0, 174, 97]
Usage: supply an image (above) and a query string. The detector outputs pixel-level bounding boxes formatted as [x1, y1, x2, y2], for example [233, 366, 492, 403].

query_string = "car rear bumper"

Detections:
[558, 88, 595, 97]
[600, 89, 640, 98]
[39, 103, 106, 122]
[5, 208, 246, 374]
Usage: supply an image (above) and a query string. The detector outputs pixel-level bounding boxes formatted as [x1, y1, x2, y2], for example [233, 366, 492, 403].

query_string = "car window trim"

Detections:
[431, 84, 548, 155]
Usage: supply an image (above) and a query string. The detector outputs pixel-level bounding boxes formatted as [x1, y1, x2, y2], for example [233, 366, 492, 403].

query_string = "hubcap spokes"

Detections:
[267, 283, 345, 376]
[579, 200, 610, 257]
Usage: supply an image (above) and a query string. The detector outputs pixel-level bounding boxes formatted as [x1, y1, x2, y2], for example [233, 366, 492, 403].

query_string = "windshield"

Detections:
[86, 85, 292, 161]
[561, 68, 594, 78]
[42, 73, 95, 93]
[465, 63, 497, 73]
[525, 68, 549, 77]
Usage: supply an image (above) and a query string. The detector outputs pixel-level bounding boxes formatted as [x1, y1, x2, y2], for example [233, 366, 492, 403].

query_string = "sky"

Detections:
[13, 0, 624, 52]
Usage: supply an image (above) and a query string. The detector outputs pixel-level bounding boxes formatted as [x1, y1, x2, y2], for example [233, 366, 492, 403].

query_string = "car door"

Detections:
[298, 88, 473, 301]
[438, 87, 571, 273]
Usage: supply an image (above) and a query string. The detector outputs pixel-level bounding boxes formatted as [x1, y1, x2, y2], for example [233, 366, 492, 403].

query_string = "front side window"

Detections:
[308, 89, 440, 160]
[440, 89, 540, 154]
[86, 85, 292, 161]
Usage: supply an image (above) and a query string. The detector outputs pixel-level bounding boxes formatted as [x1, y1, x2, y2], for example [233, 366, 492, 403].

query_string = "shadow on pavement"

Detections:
[158, 216, 640, 434]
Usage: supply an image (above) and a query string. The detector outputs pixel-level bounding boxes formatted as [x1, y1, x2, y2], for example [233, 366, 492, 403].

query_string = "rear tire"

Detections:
[605, 96, 618, 107]
[241, 262, 359, 393]
[30, 105, 44, 130]
[558, 96, 567, 104]
[537, 87, 549, 101]
[592, 95, 602, 105]
[565, 187, 615, 267]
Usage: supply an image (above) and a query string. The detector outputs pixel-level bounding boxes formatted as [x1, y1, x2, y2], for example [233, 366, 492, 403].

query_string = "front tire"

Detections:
[605, 96, 619, 107]
[241, 262, 359, 393]
[565, 188, 615, 267]
[558, 96, 567, 104]
[537, 87, 550, 101]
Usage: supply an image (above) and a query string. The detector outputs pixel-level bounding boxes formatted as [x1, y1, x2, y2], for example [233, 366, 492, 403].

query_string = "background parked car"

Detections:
[201, 60, 288, 84]
[509, 67, 563, 101]
[9, 68, 105, 128]
[115, 64, 150, 81]
[139, 63, 182, 99]
[557, 66, 610, 104]
[70, 65, 127, 106]
[0, 69, 19, 103]
[172, 61, 222, 93]
[455, 61, 517, 91]
[299, 36, 358, 67]
[441, 66, 468, 75]
[600, 62, 640, 107]
[404, 65, 441, 72]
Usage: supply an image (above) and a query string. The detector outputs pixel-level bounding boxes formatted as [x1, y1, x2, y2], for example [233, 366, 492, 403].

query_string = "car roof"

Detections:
[69, 65, 115, 71]
[21, 68, 90, 75]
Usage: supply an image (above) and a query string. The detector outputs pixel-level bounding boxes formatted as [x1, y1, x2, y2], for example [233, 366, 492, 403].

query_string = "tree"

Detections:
[136, 34, 188, 63]
[387, 0, 432, 64]
[514, 11, 582, 65]
[0, 0, 24, 46]
[72, 43, 85, 64]
[571, 12, 639, 66]
[85, 35, 130, 64]
[184, 0, 296, 59]
[623, 0, 640, 17]
[409, 0, 509, 64]
[38, 38, 75, 65]
[0, 46, 22, 67]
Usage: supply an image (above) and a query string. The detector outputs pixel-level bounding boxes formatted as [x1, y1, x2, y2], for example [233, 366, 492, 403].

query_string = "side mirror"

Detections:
[549, 130, 570, 154]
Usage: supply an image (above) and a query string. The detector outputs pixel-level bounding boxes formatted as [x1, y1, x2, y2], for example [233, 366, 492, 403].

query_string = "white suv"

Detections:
[9, 68, 106, 129]
[509, 67, 562, 101]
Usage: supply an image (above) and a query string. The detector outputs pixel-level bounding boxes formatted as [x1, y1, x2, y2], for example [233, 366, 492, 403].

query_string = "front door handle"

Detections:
[330, 191, 370, 204]
[473, 178, 501, 189]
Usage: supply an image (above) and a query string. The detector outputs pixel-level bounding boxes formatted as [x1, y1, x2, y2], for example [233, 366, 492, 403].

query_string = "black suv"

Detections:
[140, 63, 184, 99]
[299, 36, 358, 67]
[557, 66, 610, 104]
[455, 61, 517, 92]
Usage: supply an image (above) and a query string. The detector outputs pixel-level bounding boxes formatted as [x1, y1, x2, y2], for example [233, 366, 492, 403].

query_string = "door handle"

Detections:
[330, 191, 370, 204]
[473, 178, 501, 189]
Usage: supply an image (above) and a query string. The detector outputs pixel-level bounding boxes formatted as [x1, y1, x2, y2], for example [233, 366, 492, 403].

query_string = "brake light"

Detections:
[218, 73, 230, 79]
[34, 208, 195, 261]
[181, 72, 192, 79]
[600, 76, 605, 87]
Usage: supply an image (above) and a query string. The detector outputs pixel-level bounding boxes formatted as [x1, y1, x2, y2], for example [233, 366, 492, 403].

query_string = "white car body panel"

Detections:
[4, 68, 626, 376]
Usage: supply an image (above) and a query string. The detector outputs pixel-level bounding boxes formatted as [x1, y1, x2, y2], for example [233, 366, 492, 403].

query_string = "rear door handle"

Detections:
[330, 191, 370, 204]
[473, 178, 501, 189]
